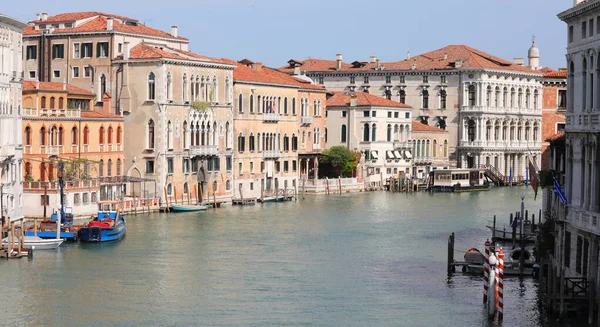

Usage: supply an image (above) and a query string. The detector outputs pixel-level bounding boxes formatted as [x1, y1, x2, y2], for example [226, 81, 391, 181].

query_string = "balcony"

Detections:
[22, 108, 81, 118]
[414, 157, 433, 165]
[263, 113, 280, 122]
[190, 145, 217, 157]
[570, 207, 600, 236]
[0, 145, 16, 159]
[263, 149, 281, 159]
[46, 145, 60, 157]
[312, 143, 322, 151]
[301, 116, 313, 125]
[393, 140, 411, 150]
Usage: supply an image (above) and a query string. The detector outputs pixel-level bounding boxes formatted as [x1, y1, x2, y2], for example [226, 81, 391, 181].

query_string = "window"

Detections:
[107, 159, 112, 177]
[284, 161, 289, 172]
[117, 126, 122, 144]
[82, 43, 93, 58]
[238, 162, 243, 175]
[564, 231, 571, 267]
[24, 126, 31, 145]
[371, 111, 376, 117]
[284, 97, 288, 115]
[340, 124, 347, 143]
[582, 21, 587, 39]
[590, 19, 595, 37]
[249, 161, 254, 173]
[26, 45, 37, 60]
[72, 66, 80, 78]
[74, 43, 81, 58]
[167, 158, 174, 174]
[52, 44, 64, 59]
[363, 110, 370, 117]
[387, 124, 392, 142]
[440, 90, 447, 109]
[226, 156, 232, 171]
[147, 119, 155, 149]
[71, 127, 77, 144]
[84, 66, 91, 78]
[350, 76, 355, 84]
[53, 70, 60, 78]
[146, 160, 155, 174]
[238, 94, 243, 113]
[116, 159, 121, 176]
[148, 72, 156, 100]
[385, 76, 391, 84]
[441, 76, 446, 84]
[405, 112, 410, 119]
[40, 195, 50, 206]
[249, 134, 255, 152]
[569, 25, 574, 43]
[422, 89, 429, 109]
[292, 98, 297, 115]
[399, 76, 405, 84]
[468, 85, 476, 106]
[260, 161, 265, 173]
[363, 76, 369, 84]
[388, 111, 392, 118]
[29, 71, 36, 79]
[318, 76, 324, 84]
[394, 112, 399, 118]
[99, 160, 104, 177]
[371, 124, 377, 141]
[96, 42, 109, 57]
[237, 134, 246, 152]
[422, 75, 428, 83]
[558, 89, 567, 109]
[342, 110, 347, 118]
[363, 123, 370, 142]
[557, 123, 566, 133]
[576, 236, 583, 274]
[399, 90, 406, 104]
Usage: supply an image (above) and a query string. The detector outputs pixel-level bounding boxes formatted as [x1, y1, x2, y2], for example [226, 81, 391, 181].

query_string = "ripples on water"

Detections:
[0, 187, 581, 326]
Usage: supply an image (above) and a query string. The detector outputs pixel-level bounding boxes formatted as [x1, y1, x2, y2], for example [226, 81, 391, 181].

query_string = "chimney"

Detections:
[444, 53, 448, 60]
[376, 58, 381, 70]
[370, 56, 377, 63]
[574, 0, 586, 6]
[35, 80, 39, 89]
[294, 66, 301, 75]
[106, 18, 113, 31]
[41, 12, 48, 21]
[336, 54, 343, 71]
[407, 51, 411, 60]
[513, 58, 525, 66]
[253, 62, 263, 70]
[171, 25, 178, 38]
[454, 60, 464, 68]
[411, 63, 417, 70]
[63, 81, 67, 91]
[36, 13, 40, 21]
[350, 97, 358, 107]
[123, 41, 130, 60]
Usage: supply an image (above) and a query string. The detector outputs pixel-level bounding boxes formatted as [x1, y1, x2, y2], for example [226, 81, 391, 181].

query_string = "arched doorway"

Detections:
[197, 166, 207, 203]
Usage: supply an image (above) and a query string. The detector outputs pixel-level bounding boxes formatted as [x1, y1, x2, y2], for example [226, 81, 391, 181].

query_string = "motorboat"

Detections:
[78, 211, 126, 243]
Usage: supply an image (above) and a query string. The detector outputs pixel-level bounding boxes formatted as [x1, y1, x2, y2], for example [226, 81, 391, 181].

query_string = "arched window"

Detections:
[182, 121, 188, 149]
[502, 87, 508, 107]
[83, 126, 89, 145]
[41, 96, 46, 108]
[422, 90, 429, 109]
[167, 120, 173, 150]
[238, 94, 243, 113]
[212, 77, 218, 102]
[583, 58, 588, 110]
[443, 140, 448, 157]
[468, 85, 476, 106]
[486, 85, 492, 106]
[250, 94, 254, 113]
[99, 126, 105, 144]
[226, 122, 231, 149]
[387, 124, 392, 142]
[107, 159, 112, 177]
[525, 89, 531, 108]
[58, 97, 64, 109]
[533, 122, 539, 141]
[494, 87, 500, 107]
[71, 127, 77, 145]
[116, 159, 121, 176]
[440, 90, 447, 109]
[107, 126, 113, 144]
[99, 159, 104, 177]
[167, 183, 172, 195]
[148, 72, 156, 100]
[284, 97, 288, 114]
[237, 133, 245, 152]
[371, 124, 377, 142]
[363, 123, 370, 142]
[40, 127, 46, 145]
[50, 97, 55, 109]
[24, 126, 31, 145]
[166, 72, 172, 100]
[183, 73, 188, 102]
[510, 88, 516, 108]
[518, 88, 523, 107]
[292, 97, 296, 115]
[467, 119, 476, 142]
[225, 77, 230, 103]
[25, 162, 32, 180]
[533, 89, 539, 109]
[433, 140, 437, 157]
[249, 133, 255, 152]
[100, 74, 107, 98]
[58, 127, 63, 145]
[341, 124, 347, 143]
[147, 119, 155, 149]
[40, 162, 46, 181]
[398, 89, 406, 104]
[116, 126, 122, 144]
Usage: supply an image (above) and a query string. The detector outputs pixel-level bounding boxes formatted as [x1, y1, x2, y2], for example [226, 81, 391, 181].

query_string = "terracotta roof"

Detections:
[118, 43, 228, 64]
[24, 14, 187, 40]
[30, 12, 135, 23]
[326, 91, 412, 108]
[22, 81, 94, 96]
[544, 69, 567, 78]
[281, 45, 542, 74]
[225, 59, 307, 87]
[546, 131, 565, 143]
[278, 58, 353, 74]
[292, 77, 326, 91]
[81, 110, 123, 119]
[411, 121, 448, 133]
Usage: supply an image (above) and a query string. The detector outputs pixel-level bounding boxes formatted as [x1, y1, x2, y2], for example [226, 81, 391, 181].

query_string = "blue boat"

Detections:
[171, 204, 208, 212]
[77, 211, 126, 243]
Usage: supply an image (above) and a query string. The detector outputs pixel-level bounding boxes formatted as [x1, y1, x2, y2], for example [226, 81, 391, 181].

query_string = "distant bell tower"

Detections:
[528, 35, 540, 70]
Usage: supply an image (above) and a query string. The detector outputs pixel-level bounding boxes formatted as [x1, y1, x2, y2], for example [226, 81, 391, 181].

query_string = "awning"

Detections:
[404, 151, 412, 159]
[371, 150, 379, 159]
[394, 151, 402, 159]
[386, 151, 395, 159]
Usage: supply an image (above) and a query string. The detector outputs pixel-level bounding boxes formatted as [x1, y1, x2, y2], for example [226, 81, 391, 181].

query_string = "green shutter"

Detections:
[96, 43, 101, 58]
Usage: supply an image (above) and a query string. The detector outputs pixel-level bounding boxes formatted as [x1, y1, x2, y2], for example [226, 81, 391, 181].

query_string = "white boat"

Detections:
[2, 236, 64, 250]
[170, 204, 208, 212]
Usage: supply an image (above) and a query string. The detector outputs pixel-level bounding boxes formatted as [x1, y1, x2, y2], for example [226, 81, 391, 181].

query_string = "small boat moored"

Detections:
[2, 235, 64, 250]
[429, 168, 490, 192]
[78, 210, 126, 243]
[170, 204, 208, 212]
[258, 196, 285, 203]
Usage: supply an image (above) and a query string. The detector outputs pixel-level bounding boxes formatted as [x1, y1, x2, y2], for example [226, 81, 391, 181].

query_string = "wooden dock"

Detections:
[232, 199, 256, 206]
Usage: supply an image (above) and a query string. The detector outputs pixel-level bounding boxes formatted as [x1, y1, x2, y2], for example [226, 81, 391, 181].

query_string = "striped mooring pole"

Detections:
[497, 247, 505, 321]
[483, 239, 491, 303]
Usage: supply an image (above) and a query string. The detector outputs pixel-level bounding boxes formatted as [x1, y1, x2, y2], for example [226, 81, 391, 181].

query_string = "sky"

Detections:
[8, 0, 569, 69]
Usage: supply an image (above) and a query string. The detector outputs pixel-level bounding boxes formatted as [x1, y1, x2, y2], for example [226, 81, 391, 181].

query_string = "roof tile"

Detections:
[326, 91, 412, 108]
[22, 81, 94, 95]
[411, 121, 448, 133]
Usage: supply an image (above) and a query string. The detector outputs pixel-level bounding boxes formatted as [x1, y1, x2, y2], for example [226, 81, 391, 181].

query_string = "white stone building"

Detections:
[554, 0, 600, 321]
[280, 44, 543, 178]
[0, 14, 27, 223]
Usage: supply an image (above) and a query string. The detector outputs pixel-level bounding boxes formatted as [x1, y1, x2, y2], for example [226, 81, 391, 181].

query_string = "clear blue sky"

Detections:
[9, 0, 569, 69]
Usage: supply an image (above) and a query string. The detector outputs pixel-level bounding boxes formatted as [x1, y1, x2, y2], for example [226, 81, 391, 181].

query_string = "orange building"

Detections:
[21, 81, 125, 217]
[540, 68, 566, 170]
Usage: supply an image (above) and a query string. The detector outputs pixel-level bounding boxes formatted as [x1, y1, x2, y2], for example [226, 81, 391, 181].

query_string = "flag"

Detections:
[528, 160, 539, 200]
[553, 176, 568, 205]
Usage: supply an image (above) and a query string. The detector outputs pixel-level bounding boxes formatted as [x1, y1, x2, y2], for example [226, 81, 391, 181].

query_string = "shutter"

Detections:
[96, 43, 101, 58]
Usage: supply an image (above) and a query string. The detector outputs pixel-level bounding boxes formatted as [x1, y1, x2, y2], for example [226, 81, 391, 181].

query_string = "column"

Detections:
[314, 157, 319, 180]
[305, 159, 309, 179]
[593, 144, 600, 212]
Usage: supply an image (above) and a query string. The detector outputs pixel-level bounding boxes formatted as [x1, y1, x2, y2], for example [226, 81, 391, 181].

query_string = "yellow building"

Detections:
[21, 81, 125, 217]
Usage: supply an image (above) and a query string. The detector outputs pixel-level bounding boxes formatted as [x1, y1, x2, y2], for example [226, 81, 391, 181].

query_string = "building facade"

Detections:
[21, 81, 124, 217]
[541, 69, 567, 169]
[280, 44, 543, 176]
[325, 91, 413, 185]
[555, 1, 600, 321]
[22, 12, 187, 112]
[0, 14, 27, 223]
[410, 121, 451, 179]
[116, 43, 235, 206]
[296, 77, 328, 180]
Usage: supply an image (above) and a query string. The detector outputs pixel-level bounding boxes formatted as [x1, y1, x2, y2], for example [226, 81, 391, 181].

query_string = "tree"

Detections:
[318, 146, 357, 178]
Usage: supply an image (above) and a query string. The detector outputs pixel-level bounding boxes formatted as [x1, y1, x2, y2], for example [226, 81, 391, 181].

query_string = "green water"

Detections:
[0, 187, 573, 326]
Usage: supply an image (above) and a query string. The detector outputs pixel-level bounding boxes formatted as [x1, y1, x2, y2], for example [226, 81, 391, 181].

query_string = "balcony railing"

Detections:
[263, 149, 281, 159]
[459, 140, 542, 149]
[312, 143, 322, 151]
[414, 157, 433, 164]
[301, 116, 313, 125]
[570, 207, 600, 235]
[22, 108, 81, 118]
[263, 113, 280, 122]
[393, 140, 411, 150]
[190, 145, 218, 157]
[47, 145, 60, 157]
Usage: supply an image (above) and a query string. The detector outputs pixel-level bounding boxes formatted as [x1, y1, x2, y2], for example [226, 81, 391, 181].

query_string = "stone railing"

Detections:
[263, 149, 281, 159]
[190, 145, 218, 157]
[263, 113, 280, 122]
[570, 207, 600, 235]
[301, 116, 313, 125]
[22, 108, 81, 118]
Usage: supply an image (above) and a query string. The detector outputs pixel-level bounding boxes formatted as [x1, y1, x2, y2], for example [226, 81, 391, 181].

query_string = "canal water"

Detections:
[0, 187, 578, 326]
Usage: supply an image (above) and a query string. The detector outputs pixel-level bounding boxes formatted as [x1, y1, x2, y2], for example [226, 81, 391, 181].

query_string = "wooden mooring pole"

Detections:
[492, 215, 496, 239]
[447, 232, 455, 275]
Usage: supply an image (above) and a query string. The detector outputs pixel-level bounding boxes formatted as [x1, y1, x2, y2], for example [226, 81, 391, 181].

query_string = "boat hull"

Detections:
[78, 222, 126, 243]
[25, 231, 77, 241]
[2, 236, 64, 250]
[258, 196, 285, 203]
[171, 204, 208, 212]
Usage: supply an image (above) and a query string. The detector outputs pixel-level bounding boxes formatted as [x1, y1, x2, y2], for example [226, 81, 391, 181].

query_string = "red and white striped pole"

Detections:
[497, 247, 504, 321]
[483, 239, 491, 303]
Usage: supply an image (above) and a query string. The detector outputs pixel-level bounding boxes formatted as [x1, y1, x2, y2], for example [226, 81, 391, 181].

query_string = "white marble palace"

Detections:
[0, 14, 26, 223]
[279, 43, 544, 181]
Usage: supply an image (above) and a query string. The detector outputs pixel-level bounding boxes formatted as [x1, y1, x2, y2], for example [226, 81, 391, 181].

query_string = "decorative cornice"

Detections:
[558, 0, 600, 21]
